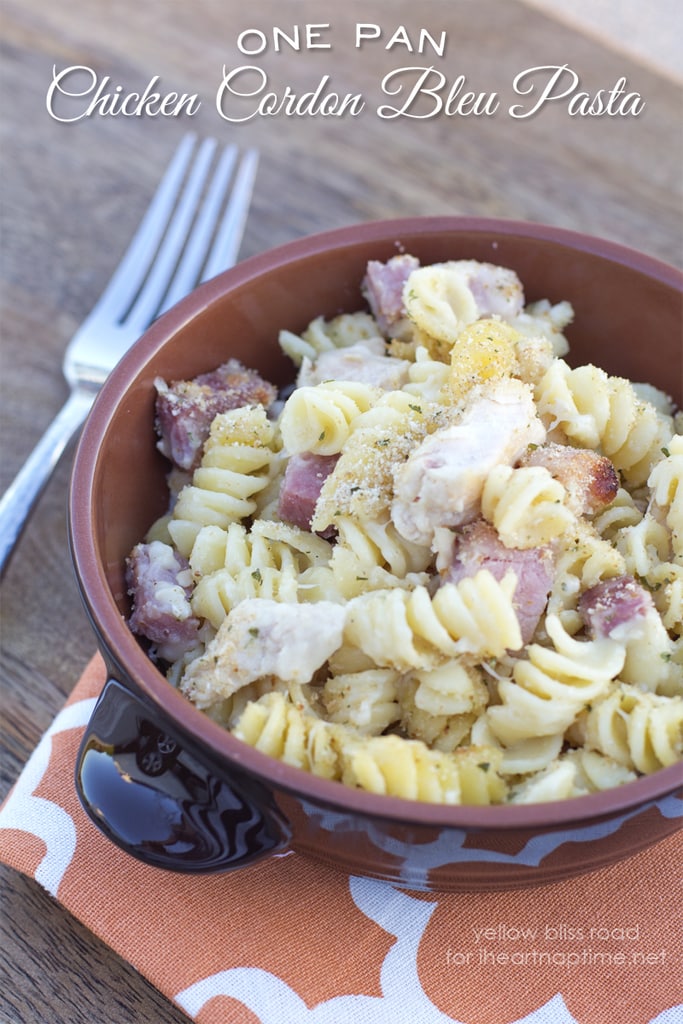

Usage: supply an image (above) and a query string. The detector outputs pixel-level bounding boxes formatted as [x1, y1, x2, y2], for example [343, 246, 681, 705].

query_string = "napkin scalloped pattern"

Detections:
[1, 655, 681, 1024]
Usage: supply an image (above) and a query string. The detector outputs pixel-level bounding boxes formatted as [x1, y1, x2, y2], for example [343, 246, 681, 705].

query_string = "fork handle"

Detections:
[0, 388, 95, 576]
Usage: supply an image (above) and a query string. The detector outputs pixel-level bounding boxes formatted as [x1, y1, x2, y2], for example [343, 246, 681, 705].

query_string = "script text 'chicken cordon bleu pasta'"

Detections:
[126, 254, 683, 805]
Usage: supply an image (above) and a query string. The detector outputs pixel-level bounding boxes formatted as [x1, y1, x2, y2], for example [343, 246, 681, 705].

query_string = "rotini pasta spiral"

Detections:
[591, 487, 644, 541]
[508, 759, 579, 804]
[340, 733, 507, 805]
[485, 615, 625, 745]
[560, 748, 639, 794]
[190, 522, 290, 580]
[408, 659, 489, 718]
[321, 668, 401, 735]
[546, 521, 626, 633]
[508, 747, 638, 803]
[396, 660, 489, 753]
[169, 406, 278, 557]
[470, 712, 565, 777]
[506, 745, 638, 803]
[648, 434, 683, 559]
[583, 683, 683, 773]
[509, 298, 573, 357]
[189, 520, 339, 630]
[481, 464, 574, 548]
[403, 263, 479, 359]
[644, 562, 683, 636]
[536, 359, 673, 485]
[191, 565, 301, 631]
[203, 676, 286, 731]
[398, 683, 478, 754]
[251, 450, 289, 522]
[402, 344, 451, 403]
[278, 311, 381, 366]
[615, 514, 671, 579]
[233, 691, 341, 778]
[232, 691, 507, 804]
[344, 571, 523, 670]
[604, 509, 683, 643]
[349, 385, 432, 433]
[189, 520, 332, 580]
[329, 513, 432, 598]
[279, 380, 380, 456]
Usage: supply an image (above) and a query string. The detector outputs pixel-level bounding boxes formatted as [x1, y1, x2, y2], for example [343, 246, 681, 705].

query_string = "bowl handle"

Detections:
[75, 678, 290, 872]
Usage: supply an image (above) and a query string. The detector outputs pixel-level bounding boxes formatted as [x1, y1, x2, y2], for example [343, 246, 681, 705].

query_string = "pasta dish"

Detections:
[125, 254, 683, 805]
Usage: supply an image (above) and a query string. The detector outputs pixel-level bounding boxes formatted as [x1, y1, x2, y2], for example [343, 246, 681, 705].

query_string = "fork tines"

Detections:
[103, 135, 259, 329]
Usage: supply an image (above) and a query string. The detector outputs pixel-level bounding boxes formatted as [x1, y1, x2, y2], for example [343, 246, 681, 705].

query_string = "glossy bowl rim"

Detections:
[69, 215, 683, 831]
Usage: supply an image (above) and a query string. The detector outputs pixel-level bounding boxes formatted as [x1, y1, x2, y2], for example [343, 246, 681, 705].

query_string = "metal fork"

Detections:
[0, 135, 259, 576]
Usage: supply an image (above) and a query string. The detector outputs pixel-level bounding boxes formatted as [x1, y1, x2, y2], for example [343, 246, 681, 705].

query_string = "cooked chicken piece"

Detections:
[391, 379, 546, 546]
[180, 599, 345, 709]
[297, 338, 410, 391]
[518, 442, 618, 515]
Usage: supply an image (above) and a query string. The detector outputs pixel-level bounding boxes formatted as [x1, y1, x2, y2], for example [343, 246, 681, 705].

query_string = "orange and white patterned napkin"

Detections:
[1, 654, 681, 1024]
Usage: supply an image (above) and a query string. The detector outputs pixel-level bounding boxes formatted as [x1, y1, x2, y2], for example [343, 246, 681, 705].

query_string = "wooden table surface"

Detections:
[1, 1, 681, 1021]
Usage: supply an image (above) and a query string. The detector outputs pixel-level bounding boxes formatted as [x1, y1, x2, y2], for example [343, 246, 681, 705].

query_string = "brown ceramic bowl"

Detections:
[69, 217, 683, 891]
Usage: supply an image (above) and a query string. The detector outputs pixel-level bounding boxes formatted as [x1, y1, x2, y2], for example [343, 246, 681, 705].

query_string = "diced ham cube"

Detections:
[443, 520, 554, 643]
[277, 452, 339, 533]
[126, 541, 200, 653]
[361, 254, 420, 335]
[155, 359, 278, 471]
[578, 575, 654, 639]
